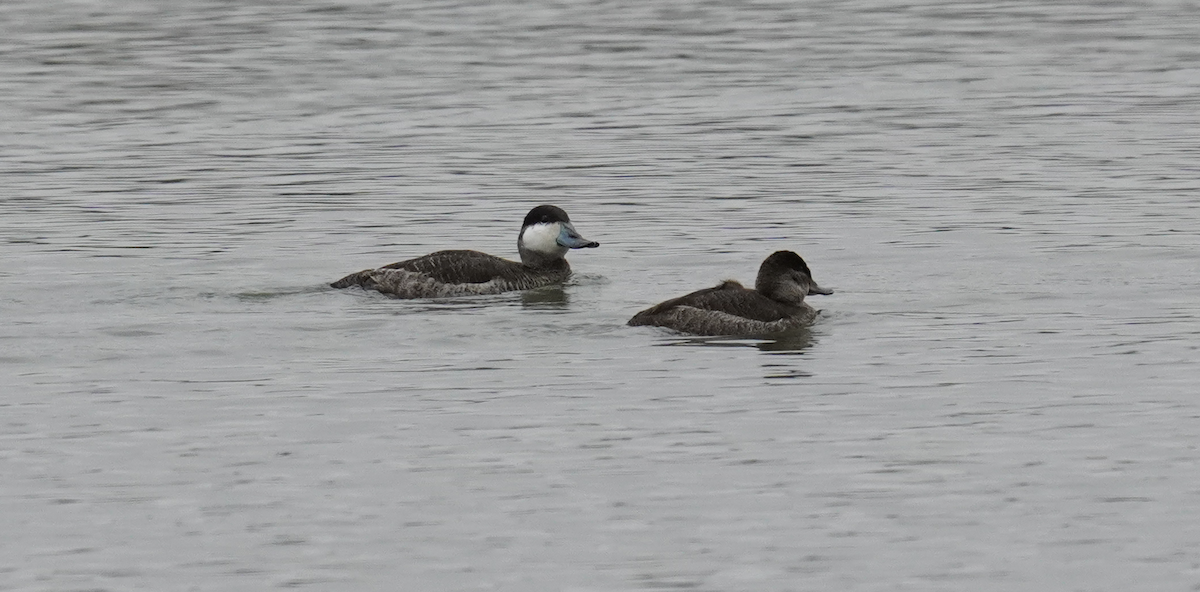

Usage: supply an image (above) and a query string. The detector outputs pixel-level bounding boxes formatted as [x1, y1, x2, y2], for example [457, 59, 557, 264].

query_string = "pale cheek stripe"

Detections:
[522, 223, 560, 253]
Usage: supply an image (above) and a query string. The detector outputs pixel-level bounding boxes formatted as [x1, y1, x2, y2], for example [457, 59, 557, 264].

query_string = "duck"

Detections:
[628, 250, 832, 336]
[331, 205, 599, 298]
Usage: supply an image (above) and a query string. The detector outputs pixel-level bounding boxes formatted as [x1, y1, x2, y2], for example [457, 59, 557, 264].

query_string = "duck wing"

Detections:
[331, 250, 520, 289]
[381, 250, 527, 285]
[630, 281, 795, 324]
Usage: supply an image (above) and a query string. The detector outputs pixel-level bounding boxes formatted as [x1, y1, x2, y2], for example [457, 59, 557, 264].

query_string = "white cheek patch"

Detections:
[521, 222, 562, 254]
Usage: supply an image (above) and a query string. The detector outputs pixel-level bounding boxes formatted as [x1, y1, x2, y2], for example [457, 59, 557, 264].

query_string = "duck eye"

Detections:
[541, 216, 549, 223]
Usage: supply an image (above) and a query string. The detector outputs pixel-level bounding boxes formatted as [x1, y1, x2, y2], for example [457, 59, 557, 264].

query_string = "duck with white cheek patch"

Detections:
[331, 205, 599, 298]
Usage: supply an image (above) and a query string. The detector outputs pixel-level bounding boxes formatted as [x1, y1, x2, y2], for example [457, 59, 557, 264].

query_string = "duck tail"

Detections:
[331, 270, 374, 289]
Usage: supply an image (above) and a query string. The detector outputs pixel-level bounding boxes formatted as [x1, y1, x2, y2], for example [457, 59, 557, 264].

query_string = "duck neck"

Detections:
[519, 248, 570, 271]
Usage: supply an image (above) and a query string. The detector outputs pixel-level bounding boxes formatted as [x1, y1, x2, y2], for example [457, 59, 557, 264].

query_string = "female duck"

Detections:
[332, 205, 599, 298]
[628, 250, 832, 336]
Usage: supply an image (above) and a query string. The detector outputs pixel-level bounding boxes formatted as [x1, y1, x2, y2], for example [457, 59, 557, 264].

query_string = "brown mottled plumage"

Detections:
[331, 250, 571, 298]
[628, 251, 832, 336]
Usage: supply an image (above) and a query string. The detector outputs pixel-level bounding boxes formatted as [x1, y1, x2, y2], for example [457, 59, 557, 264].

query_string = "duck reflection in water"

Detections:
[658, 330, 817, 353]
[520, 285, 569, 308]
[629, 251, 832, 337]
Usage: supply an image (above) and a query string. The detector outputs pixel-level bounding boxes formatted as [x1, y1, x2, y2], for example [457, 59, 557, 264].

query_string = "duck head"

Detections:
[754, 250, 832, 305]
[517, 205, 599, 267]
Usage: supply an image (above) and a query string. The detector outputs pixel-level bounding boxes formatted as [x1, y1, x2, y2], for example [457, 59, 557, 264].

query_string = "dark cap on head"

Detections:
[523, 205, 571, 227]
[760, 250, 814, 278]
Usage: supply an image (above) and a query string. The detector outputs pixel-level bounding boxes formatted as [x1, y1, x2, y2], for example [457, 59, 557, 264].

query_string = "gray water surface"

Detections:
[3, 1, 1200, 590]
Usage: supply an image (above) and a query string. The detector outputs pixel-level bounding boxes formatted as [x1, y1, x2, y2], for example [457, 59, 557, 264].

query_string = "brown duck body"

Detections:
[628, 251, 832, 336]
[331, 250, 571, 298]
[628, 280, 818, 335]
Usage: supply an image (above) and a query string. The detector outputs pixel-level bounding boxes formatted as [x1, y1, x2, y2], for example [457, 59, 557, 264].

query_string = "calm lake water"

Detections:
[3, 0, 1200, 590]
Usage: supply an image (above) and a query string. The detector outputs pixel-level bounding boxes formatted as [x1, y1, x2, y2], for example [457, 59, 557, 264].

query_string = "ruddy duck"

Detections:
[628, 250, 832, 336]
[331, 205, 599, 298]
